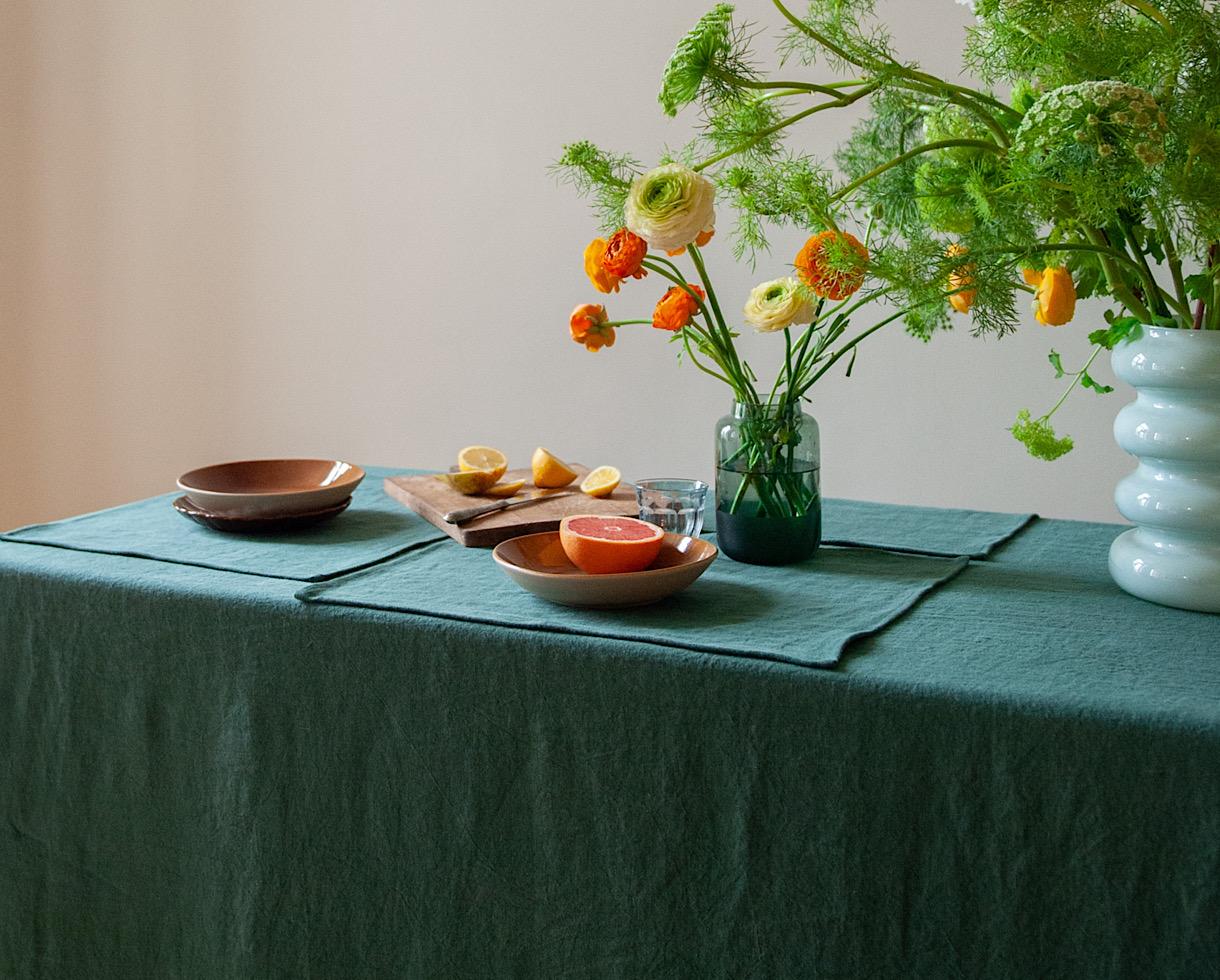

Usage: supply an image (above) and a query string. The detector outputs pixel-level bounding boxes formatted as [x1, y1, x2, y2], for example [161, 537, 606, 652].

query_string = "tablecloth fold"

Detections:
[820, 498, 1036, 557]
[295, 538, 968, 668]
[0, 466, 446, 581]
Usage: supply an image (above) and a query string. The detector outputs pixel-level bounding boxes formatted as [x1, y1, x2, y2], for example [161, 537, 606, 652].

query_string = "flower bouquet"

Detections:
[615, 0, 1219, 458]
[558, 153, 951, 562]
[557, 0, 1220, 595]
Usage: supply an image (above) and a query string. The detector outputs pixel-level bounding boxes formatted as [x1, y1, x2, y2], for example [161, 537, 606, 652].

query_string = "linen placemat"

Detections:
[821, 499, 1036, 558]
[295, 538, 968, 668]
[702, 500, 1035, 558]
[0, 466, 446, 582]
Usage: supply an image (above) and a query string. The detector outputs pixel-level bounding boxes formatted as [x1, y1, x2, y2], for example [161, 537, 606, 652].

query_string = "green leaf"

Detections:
[1087, 316, 1140, 350]
[1064, 251, 1106, 302]
[1139, 227, 1165, 264]
[1079, 371, 1114, 395]
[1185, 272, 1214, 302]
[1047, 349, 1066, 378]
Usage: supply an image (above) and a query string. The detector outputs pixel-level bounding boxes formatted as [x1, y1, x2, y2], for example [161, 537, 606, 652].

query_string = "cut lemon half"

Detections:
[484, 478, 525, 498]
[457, 446, 508, 481]
[531, 447, 578, 489]
[580, 465, 621, 498]
[437, 469, 501, 495]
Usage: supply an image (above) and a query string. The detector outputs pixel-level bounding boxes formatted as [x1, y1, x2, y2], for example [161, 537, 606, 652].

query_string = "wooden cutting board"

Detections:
[384, 466, 639, 548]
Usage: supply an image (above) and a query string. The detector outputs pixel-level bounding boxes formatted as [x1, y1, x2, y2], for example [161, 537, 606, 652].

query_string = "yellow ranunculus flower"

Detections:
[743, 277, 815, 333]
[1025, 266, 1077, 326]
[946, 243, 976, 314]
[624, 163, 716, 253]
[583, 238, 621, 294]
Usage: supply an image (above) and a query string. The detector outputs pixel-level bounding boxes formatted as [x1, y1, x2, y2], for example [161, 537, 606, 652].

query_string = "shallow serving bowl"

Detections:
[492, 530, 717, 609]
[176, 459, 364, 517]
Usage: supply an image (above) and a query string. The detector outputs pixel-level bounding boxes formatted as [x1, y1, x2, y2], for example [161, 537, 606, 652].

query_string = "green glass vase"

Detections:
[714, 399, 821, 565]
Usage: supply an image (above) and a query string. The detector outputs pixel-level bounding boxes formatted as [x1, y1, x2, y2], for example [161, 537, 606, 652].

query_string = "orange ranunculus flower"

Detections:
[584, 238, 622, 294]
[664, 228, 716, 258]
[1025, 266, 1076, 326]
[946, 243, 976, 315]
[794, 230, 869, 301]
[570, 303, 615, 351]
[601, 228, 649, 280]
[652, 284, 705, 332]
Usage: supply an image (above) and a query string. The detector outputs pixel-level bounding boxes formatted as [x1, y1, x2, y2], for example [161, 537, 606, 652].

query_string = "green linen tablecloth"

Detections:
[1, 490, 1217, 978]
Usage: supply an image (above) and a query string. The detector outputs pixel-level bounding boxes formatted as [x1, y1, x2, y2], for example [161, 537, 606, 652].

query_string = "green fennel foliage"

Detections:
[720, 156, 834, 260]
[556, 0, 1220, 461]
[701, 97, 786, 168]
[551, 141, 640, 233]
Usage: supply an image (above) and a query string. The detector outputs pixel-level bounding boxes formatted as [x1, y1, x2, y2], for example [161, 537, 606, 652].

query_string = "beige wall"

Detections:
[1, 0, 1133, 530]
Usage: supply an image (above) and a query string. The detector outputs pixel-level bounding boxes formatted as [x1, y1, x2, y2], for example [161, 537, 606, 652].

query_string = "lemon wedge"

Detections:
[531, 447, 578, 488]
[484, 479, 525, 498]
[580, 466, 621, 498]
[437, 469, 501, 495]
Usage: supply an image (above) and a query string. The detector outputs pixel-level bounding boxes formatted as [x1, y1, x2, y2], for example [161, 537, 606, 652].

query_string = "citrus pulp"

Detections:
[559, 515, 664, 574]
[457, 446, 508, 482]
[580, 466, 621, 498]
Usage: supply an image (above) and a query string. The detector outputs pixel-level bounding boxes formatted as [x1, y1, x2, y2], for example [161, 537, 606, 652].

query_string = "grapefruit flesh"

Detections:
[559, 515, 665, 574]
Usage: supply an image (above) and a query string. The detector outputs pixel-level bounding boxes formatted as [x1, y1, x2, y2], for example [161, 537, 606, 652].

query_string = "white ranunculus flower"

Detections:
[742, 277, 815, 333]
[624, 163, 716, 252]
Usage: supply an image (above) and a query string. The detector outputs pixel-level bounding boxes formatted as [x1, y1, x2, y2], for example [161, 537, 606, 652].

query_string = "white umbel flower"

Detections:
[743, 277, 815, 333]
[624, 163, 716, 252]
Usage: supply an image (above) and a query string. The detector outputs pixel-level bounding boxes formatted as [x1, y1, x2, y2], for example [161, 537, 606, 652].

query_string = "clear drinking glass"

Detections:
[634, 479, 708, 538]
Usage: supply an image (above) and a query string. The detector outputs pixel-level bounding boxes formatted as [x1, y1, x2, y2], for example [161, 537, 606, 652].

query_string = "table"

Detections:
[1, 484, 1217, 978]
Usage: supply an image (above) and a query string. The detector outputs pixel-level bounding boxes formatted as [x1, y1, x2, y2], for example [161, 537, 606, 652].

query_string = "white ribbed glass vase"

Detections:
[1109, 325, 1220, 613]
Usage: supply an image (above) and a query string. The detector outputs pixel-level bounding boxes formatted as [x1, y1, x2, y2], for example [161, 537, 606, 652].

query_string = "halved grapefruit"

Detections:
[559, 515, 664, 575]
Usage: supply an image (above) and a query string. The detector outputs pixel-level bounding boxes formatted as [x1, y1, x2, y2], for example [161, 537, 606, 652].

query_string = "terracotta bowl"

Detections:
[177, 459, 364, 517]
[493, 530, 717, 609]
[172, 495, 351, 532]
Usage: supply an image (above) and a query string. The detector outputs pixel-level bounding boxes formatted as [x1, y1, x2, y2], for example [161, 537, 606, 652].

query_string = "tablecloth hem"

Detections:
[823, 513, 1040, 559]
[0, 533, 449, 583]
[294, 553, 970, 669]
